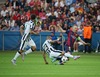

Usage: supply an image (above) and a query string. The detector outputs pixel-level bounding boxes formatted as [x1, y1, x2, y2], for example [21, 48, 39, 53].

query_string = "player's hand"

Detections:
[45, 62, 48, 64]
[36, 31, 40, 34]
[86, 43, 91, 46]
[34, 31, 40, 35]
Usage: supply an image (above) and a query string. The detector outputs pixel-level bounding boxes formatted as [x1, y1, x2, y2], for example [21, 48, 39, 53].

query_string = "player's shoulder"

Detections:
[46, 39, 52, 43]
[29, 20, 33, 23]
[25, 21, 29, 25]
[29, 20, 35, 25]
[25, 20, 33, 26]
[25, 20, 33, 23]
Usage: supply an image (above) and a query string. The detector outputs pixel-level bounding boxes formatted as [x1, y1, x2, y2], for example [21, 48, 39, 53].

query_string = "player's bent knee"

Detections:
[31, 46, 36, 52]
[18, 50, 23, 54]
[18, 51, 21, 54]
[61, 51, 65, 55]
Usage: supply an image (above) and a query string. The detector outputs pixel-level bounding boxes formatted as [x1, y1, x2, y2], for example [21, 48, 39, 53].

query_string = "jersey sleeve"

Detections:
[77, 37, 81, 41]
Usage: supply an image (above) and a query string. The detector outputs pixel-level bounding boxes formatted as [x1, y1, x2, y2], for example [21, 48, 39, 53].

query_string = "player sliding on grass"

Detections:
[11, 14, 39, 65]
[42, 36, 80, 65]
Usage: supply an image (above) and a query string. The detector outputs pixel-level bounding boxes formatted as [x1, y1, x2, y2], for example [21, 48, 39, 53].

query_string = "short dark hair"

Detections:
[31, 14, 36, 20]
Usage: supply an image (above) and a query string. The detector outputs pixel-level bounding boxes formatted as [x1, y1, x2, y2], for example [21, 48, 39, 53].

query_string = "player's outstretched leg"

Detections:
[11, 59, 16, 65]
[22, 48, 34, 61]
[11, 51, 21, 65]
[21, 52, 26, 61]
[73, 56, 80, 60]
[64, 52, 80, 60]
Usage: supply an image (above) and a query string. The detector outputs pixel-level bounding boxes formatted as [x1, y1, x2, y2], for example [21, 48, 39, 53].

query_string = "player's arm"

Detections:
[50, 40, 59, 44]
[78, 37, 90, 45]
[20, 25, 24, 36]
[43, 51, 48, 64]
[29, 22, 40, 35]
[51, 40, 57, 43]
[30, 30, 39, 35]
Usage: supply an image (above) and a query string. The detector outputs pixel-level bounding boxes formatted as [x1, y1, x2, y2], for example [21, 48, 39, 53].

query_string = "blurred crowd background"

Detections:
[0, 0, 99, 33]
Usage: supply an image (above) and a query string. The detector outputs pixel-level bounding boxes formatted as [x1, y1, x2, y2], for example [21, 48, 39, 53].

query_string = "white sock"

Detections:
[64, 53, 74, 58]
[24, 48, 32, 55]
[13, 52, 20, 60]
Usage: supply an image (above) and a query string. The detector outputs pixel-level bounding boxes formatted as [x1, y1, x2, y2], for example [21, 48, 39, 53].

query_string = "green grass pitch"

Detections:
[0, 51, 100, 77]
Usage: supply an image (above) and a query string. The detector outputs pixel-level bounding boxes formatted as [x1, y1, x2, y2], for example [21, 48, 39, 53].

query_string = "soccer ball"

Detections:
[61, 56, 68, 63]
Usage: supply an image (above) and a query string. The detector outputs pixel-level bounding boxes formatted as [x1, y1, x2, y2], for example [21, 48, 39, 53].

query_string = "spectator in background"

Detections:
[50, 19, 56, 26]
[4, 12, 10, 21]
[19, 0, 25, 8]
[31, 6, 39, 16]
[54, 0, 65, 8]
[12, 10, 21, 21]
[83, 21, 92, 53]
[26, 0, 31, 4]
[48, 12, 56, 23]
[41, 0, 47, 10]
[0, 25, 2, 30]
[33, 0, 41, 7]
[49, 25, 57, 32]
[19, 7, 25, 15]
[95, 27, 100, 33]
[69, 4, 75, 13]
[24, 3, 31, 12]
[77, 24, 83, 36]
[4, 0, 10, 7]
[50, 32, 58, 49]
[65, 0, 73, 6]
[25, 9, 31, 20]
[7, 2, 13, 15]
[1, 19, 10, 31]
[9, 16, 15, 28]
[49, 19, 57, 32]
[56, 22, 63, 32]
[97, 10, 100, 21]
[41, 19, 49, 31]
[39, 8, 46, 20]
[42, 23, 49, 31]
[1, 5, 8, 17]
[56, 32, 65, 50]
[10, 22, 19, 31]
[76, 16, 82, 29]
[11, 0, 19, 9]
[62, 23, 68, 31]
[28, 0, 35, 8]
[61, 11, 67, 19]
[1, 19, 7, 30]
[9, 7, 15, 16]
[15, 16, 22, 27]
[34, 21, 42, 32]
[54, 8, 61, 18]
[46, 9, 52, 17]
[68, 18, 75, 27]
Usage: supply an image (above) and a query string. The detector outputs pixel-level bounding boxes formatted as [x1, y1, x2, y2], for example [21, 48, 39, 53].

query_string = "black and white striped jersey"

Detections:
[22, 20, 35, 41]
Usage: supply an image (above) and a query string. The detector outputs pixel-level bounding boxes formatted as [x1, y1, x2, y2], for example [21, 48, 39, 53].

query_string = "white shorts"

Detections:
[49, 49, 62, 59]
[78, 42, 83, 46]
[19, 38, 36, 50]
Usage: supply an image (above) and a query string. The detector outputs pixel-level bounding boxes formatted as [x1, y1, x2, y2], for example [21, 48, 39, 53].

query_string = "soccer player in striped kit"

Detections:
[11, 14, 39, 65]
[42, 36, 80, 65]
